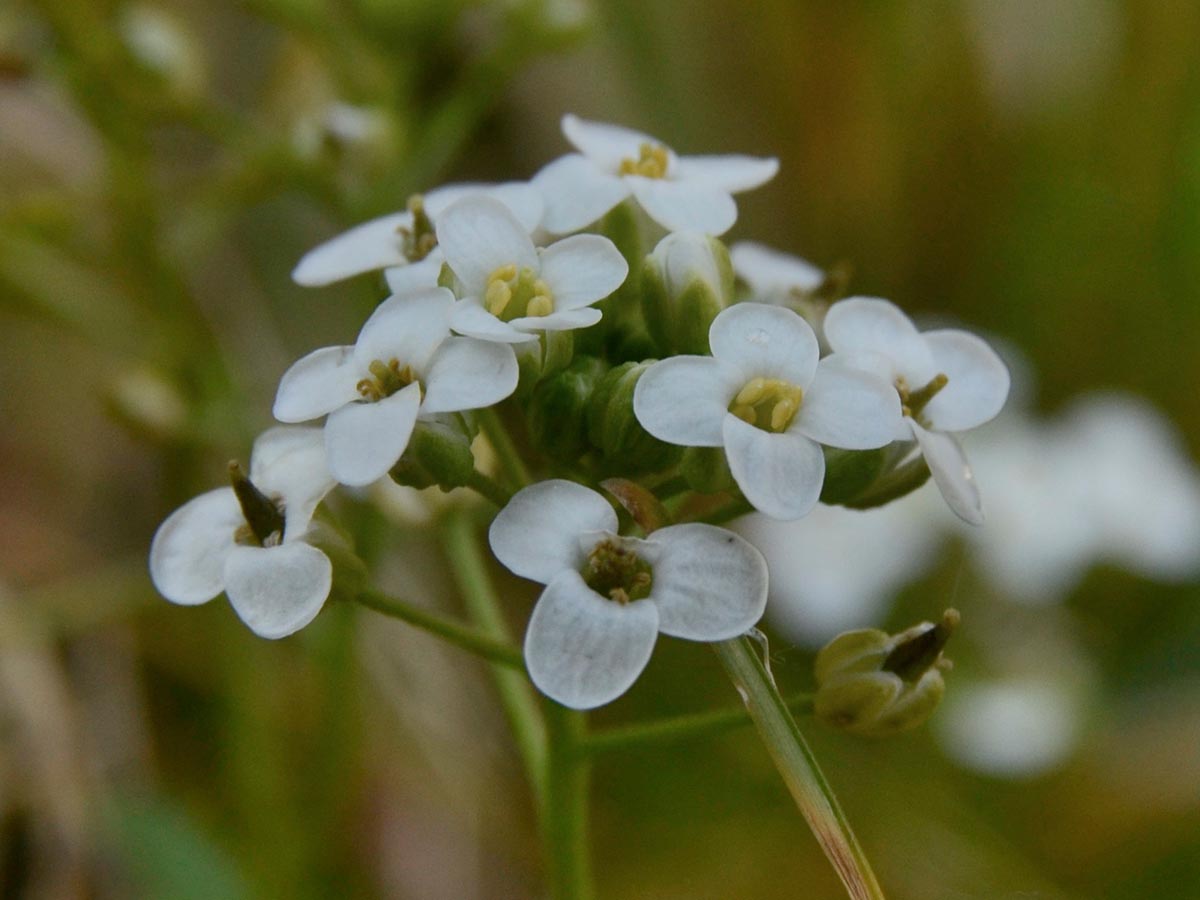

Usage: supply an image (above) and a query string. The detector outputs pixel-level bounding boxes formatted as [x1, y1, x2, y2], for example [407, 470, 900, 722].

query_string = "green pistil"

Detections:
[485, 264, 555, 321]
[729, 377, 804, 433]
[583, 539, 653, 605]
[897, 373, 949, 418]
[229, 461, 285, 546]
[357, 358, 421, 402]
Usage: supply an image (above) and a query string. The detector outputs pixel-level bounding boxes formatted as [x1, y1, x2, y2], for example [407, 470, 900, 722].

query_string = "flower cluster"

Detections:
[150, 114, 1009, 713]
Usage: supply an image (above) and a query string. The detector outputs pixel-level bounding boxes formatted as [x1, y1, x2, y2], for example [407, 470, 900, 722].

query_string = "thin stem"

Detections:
[478, 407, 532, 488]
[580, 693, 814, 756]
[460, 467, 514, 508]
[542, 703, 594, 900]
[714, 637, 886, 900]
[441, 508, 547, 802]
[354, 589, 524, 669]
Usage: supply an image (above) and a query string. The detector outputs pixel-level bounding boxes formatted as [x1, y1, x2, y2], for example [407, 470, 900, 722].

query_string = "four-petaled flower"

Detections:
[291, 181, 543, 293]
[273, 286, 519, 486]
[533, 114, 779, 236]
[490, 480, 768, 709]
[149, 426, 337, 639]
[823, 297, 1010, 524]
[435, 195, 629, 344]
[634, 302, 903, 520]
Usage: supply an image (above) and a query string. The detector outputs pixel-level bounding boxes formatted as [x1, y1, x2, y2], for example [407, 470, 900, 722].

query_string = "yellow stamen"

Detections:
[729, 377, 804, 433]
[618, 142, 670, 179]
[484, 264, 556, 321]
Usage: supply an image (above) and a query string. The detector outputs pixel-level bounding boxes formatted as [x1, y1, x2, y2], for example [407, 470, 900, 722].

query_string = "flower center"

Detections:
[729, 377, 804, 433]
[618, 142, 670, 179]
[396, 194, 438, 263]
[485, 264, 555, 321]
[229, 461, 285, 547]
[582, 538, 653, 605]
[357, 358, 421, 402]
[895, 373, 948, 419]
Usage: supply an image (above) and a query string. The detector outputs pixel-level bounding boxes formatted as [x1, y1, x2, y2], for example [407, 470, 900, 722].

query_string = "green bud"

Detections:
[819, 446, 890, 505]
[514, 330, 576, 400]
[587, 361, 682, 475]
[679, 446, 736, 494]
[305, 520, 367, 605]
[642, 232, 734, 355]
[528, 356, 608, 462]
[814, 610, 959, 738]
[388, 415, 477, 492]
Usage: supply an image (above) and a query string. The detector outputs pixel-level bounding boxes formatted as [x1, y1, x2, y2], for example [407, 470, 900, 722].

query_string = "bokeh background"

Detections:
[2, 1, 1199, 897]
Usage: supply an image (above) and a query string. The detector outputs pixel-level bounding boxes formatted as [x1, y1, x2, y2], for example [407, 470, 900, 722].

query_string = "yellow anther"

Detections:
[729, 377, 804, 433]
[526, 295, 553, 318]
[534, 278, 551, 296]
[731, 404, 756, 425]
[492, 263, 518, 282]
[618, 142, 670, 179]
[735, 377, 768, 407]
[358, 358, 420, 403]
[484, 263, 556, 321]
[770, 397, 798, 432]
[486, 280, 512, 316]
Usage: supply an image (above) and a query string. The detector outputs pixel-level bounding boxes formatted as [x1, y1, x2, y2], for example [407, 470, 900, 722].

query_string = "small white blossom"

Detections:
[273, 287, 519, 486]
[435, 195, 628, 344]
[730, 241, 825, 301]
[823, 297, 1010, 525]
[489, 480, 768, 709]
[533, 114, 779, 235]
[148, 426, 336, 639]
[291, 182, 543, 290]
[634, 303, 903, 520]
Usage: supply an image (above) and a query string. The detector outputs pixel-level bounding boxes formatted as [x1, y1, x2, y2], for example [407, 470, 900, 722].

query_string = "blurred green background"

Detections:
[2, 1, 1198, 898]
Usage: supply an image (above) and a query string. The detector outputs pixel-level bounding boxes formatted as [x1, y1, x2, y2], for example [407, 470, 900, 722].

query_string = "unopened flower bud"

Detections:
[587, 361, 683, 475]
[528, 356, 607, 461]
[642, 232, 734, 355]
[388, 415, 477, 492]
[304, 520, 367, 604]
[814, 610, 959, 737]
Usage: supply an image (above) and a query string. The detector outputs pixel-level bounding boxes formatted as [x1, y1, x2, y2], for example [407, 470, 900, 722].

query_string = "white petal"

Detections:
[648, 523, 768, 640]
[708, 302, 819, 385]
[672, 155, 779, 193]
[223, 543, 331, 639]
[633, 356, 739, 448]
[724, 414, 825, 520]
[421, 337, 518, 413]
[793, 358, 903, 449]
[383, 253, 444, 294]
[149, 488, 241, 606]
[823, 297, 937, 383]
[910, 420, 984, 525]
[291, 212, 411, 286]
[435, 196, 538, 297]
[249, 426, 334, 536]
[423, 180, 545, 233]
[532, 154, 631, 235]
[354, 287, 454, 373]
[538, 235, 628, 310]
[730, 241, 824, 293]
[512, 307, 602, 333]
[450, 300, 532, 343]
[273, 345, 361, 423]
[489, 480, 618, 584]
[524, 570, 660, 710]
[629, 176, 737, 235]
[561, 114, 659, 171]
[324, 383, 421, 486]
[921, 330, 1011, 432]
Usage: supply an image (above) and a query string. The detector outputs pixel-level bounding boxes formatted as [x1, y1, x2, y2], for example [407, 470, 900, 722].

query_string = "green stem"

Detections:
[580, 693, 814, 756]
[441, 508, 547, 802]
[542, 703, 593, 900]
[355, 589, 524, 669]
[461, 467, 514, 508]
[714, 637, 886, 900]
[478, 407, 532, 488]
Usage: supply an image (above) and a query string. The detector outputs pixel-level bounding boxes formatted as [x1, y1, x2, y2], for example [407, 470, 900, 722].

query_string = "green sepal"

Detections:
[586, 360, 682, 475]
[680, 446, 736, 494]
[387, 415, 476, 492]
[528, 355, 608, 462]
[818, 447, 890, 505]
[641, 234, 733, 356]
[513, 330, 576, 400]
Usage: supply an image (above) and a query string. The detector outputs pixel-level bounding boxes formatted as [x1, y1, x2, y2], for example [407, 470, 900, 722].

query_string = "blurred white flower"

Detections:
[533, 114, 778, 235]
[731, 241, 825, 300]
[489, 480, 767, 709]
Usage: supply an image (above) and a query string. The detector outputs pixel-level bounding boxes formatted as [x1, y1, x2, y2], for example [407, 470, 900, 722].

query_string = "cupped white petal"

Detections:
[561, 114, 659, 172]
[793, 358, 903, 450]
[730, 241, 824, 294]
[512, 307, 602, 334]
[423, 181, 545, 233]
[249, 426, 335, 536]
[921, 330, 1011, 432]
[633, 356, 739, 448]
[537, 235, 628, 310]
[353, 287, 454, 373]
[149, 488, 242, 606]
[910, 420, 984, 525]
[708, 302, 819, 385]
[421, 337, 518, 414]
[273, 345, 361, 423]
[648, 523, 768, 640]
[223, 543, 332, 639]
[672, 155, 779, 193]
[291, 212, 411, 287]
[324, 383, 421, 486]
[435, 197, 539, 297]
[724, 414, 825, 520]
[450, 300, 533, 343]
[532, 154, 631, 235]
[628, 176, 737, 235]
[489, 480, 618, 584]
[383, 253, 444, 294]
[524, 570, 660, 710]
[823, 297, 937, 383]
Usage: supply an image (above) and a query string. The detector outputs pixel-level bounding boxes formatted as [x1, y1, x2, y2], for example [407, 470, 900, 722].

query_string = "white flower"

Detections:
[489, 480, 768, 709]
[291, 182, 544, 290]
[532, 114, 779, 235]
[273, 286, 519, 486]
[730, 241, 825, 300]
[823, 297, 1010, 525]
[148, 426, 336, 639]
[634, 303, 903, 520]
[434, 195, 628, 344]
